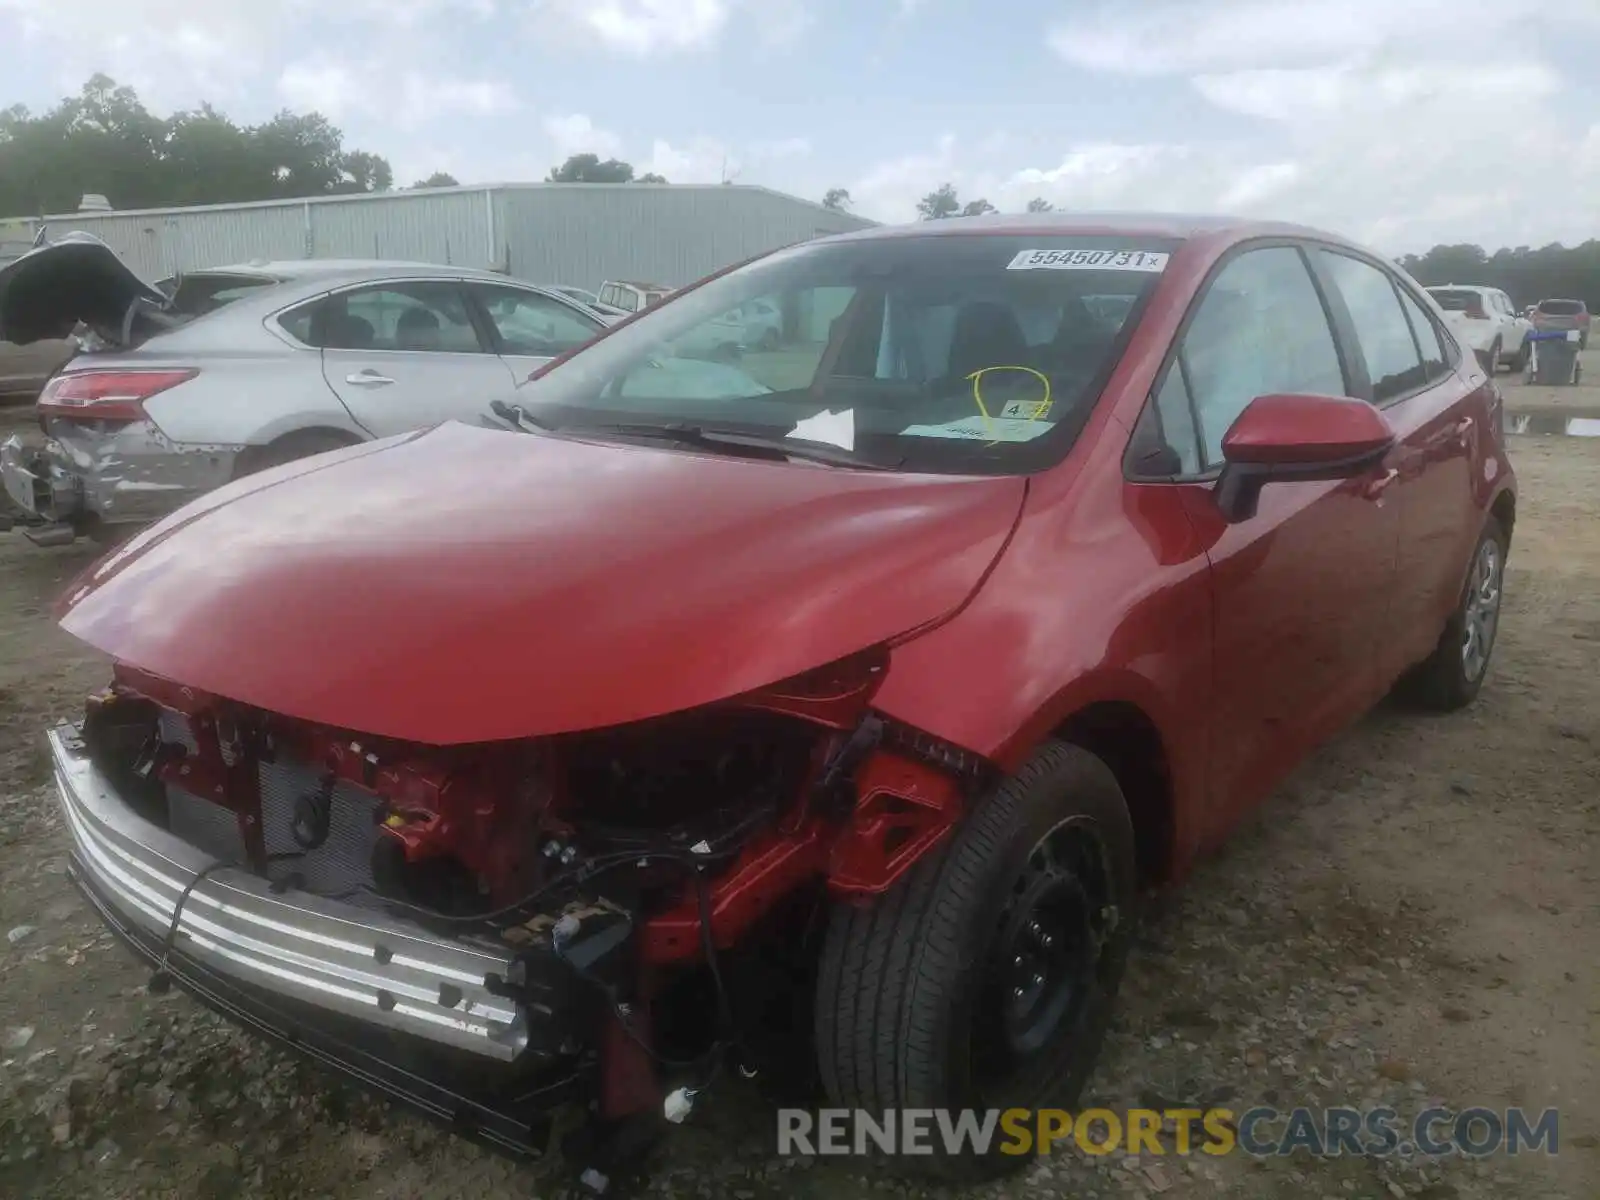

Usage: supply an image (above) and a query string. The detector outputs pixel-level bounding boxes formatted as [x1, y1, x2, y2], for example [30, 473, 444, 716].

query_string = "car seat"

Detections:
[395, 307, 442, 351]
[945, 301, 1029, 381]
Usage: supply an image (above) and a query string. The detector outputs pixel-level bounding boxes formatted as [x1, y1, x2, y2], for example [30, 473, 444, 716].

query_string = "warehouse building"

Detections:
[2, 182, 876, 290]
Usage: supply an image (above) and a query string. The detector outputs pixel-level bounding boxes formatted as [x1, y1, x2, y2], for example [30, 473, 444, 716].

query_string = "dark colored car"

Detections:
[1532, 298, 1590, 348]
[40, 213, 1514, 1189]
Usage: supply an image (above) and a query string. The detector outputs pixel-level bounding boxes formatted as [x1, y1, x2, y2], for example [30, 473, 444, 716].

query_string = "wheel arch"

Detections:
[232, 425, 366, 479]
[1490, 487, 1515, 546]
[1050, 700, 1179, 887]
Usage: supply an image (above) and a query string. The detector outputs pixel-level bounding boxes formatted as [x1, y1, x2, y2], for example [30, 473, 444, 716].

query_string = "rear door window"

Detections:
[1395, 286, 1451, 383]
[1317, 251, 1427, 403]
[284, 282, 487, 352]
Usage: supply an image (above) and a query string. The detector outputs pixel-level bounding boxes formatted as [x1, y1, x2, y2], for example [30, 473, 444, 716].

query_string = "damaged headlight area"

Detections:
[53, 649, 990, 1189]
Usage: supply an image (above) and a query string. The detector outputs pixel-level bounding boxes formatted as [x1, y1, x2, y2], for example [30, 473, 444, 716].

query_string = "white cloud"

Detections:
[1049, 0, 1548, 77]
[277, 60, 520, 128]
[544, 113, 625, 160]
[832, 0, 1598, 253]
[538, 0, 732, 55]
[0, 0, 291, 106]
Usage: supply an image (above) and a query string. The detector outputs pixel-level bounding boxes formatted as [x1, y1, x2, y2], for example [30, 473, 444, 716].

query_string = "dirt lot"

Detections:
[0, 375, 1596, 1200]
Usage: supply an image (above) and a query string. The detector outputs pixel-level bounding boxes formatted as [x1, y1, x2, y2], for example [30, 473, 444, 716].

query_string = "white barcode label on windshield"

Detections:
[1007, 249, 1170, 272]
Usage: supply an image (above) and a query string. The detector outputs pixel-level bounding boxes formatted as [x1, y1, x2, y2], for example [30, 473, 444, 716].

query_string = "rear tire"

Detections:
[1395, 514, 1508, 712]
[234, 430, 361, 479]
[1509, 339, 1530, 374]
[814, 741, 1137, 1181]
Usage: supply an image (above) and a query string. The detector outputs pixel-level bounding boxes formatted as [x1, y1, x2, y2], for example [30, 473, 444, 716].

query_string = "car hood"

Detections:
[58, 421, 1027, 744]
[0, 231, 169, 346]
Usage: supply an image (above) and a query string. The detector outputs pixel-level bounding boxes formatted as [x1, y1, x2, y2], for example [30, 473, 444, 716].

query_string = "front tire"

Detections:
[814, 741, 1137, 1181]
[1397, 514, 1508, 712]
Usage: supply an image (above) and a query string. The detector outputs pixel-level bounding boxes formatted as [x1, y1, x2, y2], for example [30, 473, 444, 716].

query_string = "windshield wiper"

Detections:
[589, 421, 898, 470]
[488, 399, 558, 434]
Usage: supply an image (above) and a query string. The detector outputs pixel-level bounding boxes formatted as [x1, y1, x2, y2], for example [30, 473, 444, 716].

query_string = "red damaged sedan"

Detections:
[44, 214, 1514, 1185]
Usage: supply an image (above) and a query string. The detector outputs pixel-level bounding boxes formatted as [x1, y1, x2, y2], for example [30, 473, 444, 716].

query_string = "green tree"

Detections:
[0, 76, 395, 215]
[1398, 241, 1600, 311]
[548, 153, 635, 183]
[961, 198, 997, 217]
[1026, 197, 1054, 212]
[822, 187, 851, 211]
[410, 171, 459, 189]
[916, 182, 961, 220]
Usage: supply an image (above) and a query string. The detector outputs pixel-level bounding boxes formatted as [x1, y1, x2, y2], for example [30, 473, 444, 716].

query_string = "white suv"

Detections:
[1425, 285, 1531, 373]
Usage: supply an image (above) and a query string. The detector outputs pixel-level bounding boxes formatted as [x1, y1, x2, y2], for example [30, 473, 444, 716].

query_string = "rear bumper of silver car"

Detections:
[47, 723, 530, 1061]
[1, 424, 240, 532]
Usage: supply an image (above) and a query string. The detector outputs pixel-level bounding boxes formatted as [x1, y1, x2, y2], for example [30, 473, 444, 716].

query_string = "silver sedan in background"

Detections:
[0, 234, 610, 544]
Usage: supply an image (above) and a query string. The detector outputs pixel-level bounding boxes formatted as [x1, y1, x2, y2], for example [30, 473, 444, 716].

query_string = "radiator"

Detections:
[157, 709, 384, 905]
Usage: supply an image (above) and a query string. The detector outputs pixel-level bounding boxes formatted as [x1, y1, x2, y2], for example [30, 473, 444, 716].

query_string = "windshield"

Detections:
[515, 233, 1174, 474]
[1537, 299, 1584, 315]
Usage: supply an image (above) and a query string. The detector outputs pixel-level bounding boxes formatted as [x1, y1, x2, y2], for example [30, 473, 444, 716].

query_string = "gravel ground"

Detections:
[0, 376, 1596, 1200]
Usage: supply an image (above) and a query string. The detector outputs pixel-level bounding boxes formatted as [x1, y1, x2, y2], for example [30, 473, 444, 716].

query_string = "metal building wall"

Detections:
[21, 183, 871, 286]
[301, 190, 497, 267]
[497, 184, 875, 288]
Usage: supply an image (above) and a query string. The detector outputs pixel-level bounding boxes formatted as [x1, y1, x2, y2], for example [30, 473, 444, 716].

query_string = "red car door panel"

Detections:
[1126, 243, 1399, 846]
[1309, 250, 1485, 681]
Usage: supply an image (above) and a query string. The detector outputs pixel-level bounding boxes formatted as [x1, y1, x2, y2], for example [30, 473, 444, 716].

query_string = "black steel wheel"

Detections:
[814, 740, 1137, 1181]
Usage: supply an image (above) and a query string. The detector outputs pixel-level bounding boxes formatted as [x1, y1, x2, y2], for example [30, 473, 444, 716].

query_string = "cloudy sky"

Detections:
[4, 0, 1600, 254]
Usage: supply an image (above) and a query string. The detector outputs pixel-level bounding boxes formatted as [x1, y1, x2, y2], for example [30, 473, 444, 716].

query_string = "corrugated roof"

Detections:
[20, 182, 877, 227]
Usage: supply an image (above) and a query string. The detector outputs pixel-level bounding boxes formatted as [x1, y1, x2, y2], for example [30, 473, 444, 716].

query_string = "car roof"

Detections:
[1427, 284, 1495, 292]
[169, 264, 591, 326]
[185, 259, 488, 283]
[813, 211, 1348, 246]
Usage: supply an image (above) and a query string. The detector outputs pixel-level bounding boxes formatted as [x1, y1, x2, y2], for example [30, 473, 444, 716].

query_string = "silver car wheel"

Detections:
[1460, 538, 1503, 683]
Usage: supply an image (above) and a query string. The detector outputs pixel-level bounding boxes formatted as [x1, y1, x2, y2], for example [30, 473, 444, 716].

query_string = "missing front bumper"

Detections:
[68, 853, 578, 1156]
[48, 723, 531, 1059]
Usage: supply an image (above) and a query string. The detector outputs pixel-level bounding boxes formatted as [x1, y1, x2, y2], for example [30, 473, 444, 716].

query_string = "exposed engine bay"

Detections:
[70, 652, 985, 1191]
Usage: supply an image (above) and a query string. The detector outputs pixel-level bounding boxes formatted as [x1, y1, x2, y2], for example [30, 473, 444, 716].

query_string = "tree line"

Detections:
[1397, 242, 1600, 311]
[821, 183, 1052, 217]
[821, 186, 1599, 308]
[0, 78, 675, 219]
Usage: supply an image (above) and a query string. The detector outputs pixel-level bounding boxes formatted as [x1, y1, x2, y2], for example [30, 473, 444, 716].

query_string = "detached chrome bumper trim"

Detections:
[48, 724, 527, 1061]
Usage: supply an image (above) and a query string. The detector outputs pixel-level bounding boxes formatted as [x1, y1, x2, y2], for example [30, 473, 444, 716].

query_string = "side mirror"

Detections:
[1213, 392, 1396, 524]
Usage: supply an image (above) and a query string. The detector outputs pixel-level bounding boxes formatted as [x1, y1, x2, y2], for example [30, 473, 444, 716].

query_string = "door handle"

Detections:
[1453, 416, 1474, 442]
[1363, 468, 1399, 500]
[345, 370, 395, 386]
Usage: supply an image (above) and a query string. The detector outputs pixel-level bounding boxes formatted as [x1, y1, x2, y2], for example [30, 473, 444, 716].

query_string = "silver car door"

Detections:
[316, 280, 517, 437]
[467, 283, 606, 384]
